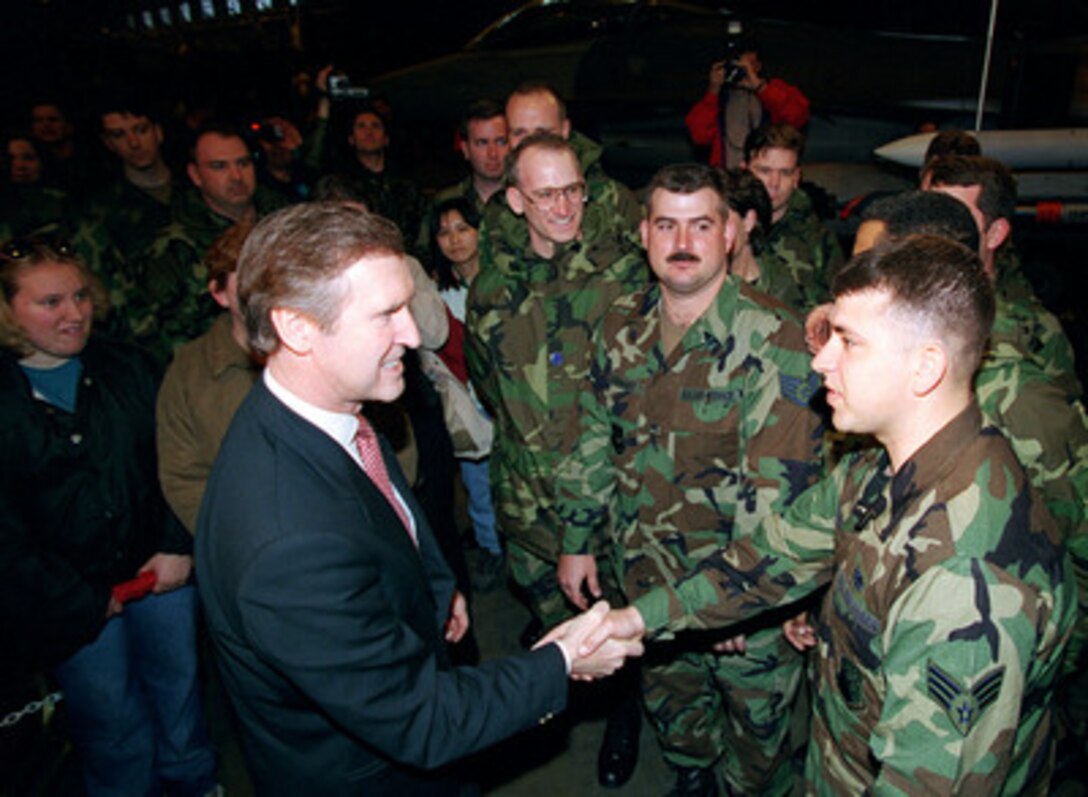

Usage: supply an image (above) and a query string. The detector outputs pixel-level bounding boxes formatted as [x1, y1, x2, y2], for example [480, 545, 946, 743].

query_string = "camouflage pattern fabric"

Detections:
[634, 403, 1076, 796]
[765, 189, 844, 312]
[639, 623, 806, 792]
[71, 178, 175, 277]
[476, 129, 643, 271]
[130, 186, 287, 364]
[70, 178, 177, 338]
[977, 303, 1088, 675]
[993, 244, 1039, 306]
[554, 276, 823, 791]
[0, 185, 71, 241]
[464, 200, 646, 575]
[751, 248, 806, 314]
[506, 538, 625, 628]
[992, 292, 1082, 398]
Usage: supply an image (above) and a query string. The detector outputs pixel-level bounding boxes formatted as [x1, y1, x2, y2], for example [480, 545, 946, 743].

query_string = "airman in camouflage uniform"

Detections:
[465, 132, 646, 626]
[129, 125, 287, 364]
[555, 164, 824, 795]
[600, 235, 1076, 795]
[851, 190, 1087, 678]
[744, 125, 844, 313]
[476, 84, 643, 275]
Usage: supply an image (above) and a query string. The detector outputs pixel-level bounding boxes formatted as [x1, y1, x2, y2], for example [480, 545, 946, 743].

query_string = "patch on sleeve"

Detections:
[779, 372, 820, 407]
[926, 660, 1005, 736]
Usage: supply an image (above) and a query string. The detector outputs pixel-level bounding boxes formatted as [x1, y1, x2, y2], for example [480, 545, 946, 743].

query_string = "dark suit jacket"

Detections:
[195, 380, 567, 796]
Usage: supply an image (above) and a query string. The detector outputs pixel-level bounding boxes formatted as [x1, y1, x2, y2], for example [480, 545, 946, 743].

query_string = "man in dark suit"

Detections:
[195, 202, 639, 796]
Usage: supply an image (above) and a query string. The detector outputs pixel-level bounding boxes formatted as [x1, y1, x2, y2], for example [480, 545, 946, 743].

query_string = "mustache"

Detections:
[667, 252, 700, 263]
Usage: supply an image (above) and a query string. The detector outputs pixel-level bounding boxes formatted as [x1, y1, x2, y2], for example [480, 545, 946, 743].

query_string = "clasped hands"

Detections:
[534, 602, 647, 681]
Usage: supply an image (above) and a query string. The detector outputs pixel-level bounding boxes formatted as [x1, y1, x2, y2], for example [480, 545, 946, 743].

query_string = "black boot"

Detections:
[597, 697, 641, 788]
[666, 765, 718, 797]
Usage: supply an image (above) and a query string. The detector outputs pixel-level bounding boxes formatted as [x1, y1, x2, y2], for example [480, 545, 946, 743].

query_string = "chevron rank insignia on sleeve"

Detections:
[926, 660, 1005, 736]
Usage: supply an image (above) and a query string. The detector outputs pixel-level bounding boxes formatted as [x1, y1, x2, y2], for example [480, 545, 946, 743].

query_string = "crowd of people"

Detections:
[1, 47, 1086, 797]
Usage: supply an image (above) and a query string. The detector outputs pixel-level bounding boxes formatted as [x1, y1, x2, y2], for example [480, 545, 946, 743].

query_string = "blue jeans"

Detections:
[52, 585, 217, 797]
[460, 457, 501, 556]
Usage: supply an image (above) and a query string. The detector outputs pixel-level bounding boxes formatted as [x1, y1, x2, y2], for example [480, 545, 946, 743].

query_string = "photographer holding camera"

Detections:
[685, 36, 809, 169]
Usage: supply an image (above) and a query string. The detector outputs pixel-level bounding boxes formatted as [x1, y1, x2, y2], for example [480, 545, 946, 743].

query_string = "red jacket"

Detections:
[685, 79, 811, 167]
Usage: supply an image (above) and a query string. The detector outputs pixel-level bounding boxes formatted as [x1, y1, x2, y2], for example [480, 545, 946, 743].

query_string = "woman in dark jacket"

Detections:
[0, 236, 217, 796]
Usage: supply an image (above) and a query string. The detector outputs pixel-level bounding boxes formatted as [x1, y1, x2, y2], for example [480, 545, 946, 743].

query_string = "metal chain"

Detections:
[0, 691, 63, 729]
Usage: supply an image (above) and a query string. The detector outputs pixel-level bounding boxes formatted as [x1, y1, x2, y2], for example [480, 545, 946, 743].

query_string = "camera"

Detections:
[721, 20, 750, 86]
[327, 74, 370, 100]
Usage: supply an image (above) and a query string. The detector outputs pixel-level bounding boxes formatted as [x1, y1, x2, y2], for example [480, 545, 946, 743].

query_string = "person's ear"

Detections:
[911, 341, 948, 396]
[506, 185, 525, 216]
[270, 307, 316, 355]
[984, 218, 1010, 252]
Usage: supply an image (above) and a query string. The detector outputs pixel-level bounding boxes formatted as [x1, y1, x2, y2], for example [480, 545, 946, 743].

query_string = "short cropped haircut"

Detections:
[924, 155, 1017, 226]
[460, 98, 505, 140]
[188, 121, 249, 162]
[505, 130, 579, 188]
[862, 190, 980, 253]
[0, 236, 107, 354]
[237, 202, 404, 356]
[645, 163, 730, 218]
[833, 234, 994, 380]
[507, 82, 567, 122]
[923, 129, 981, 165]
[743, 123, 804, 164]
[721, 168, 772, 251]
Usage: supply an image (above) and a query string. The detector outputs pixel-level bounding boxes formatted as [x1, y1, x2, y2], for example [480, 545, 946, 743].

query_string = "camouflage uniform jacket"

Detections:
[751, 248, 806, 314]
[71, 177, 175, 275]
[991, 292, 1082, 398]
[765, 189, 844, 312]
[553, 276, 824, 598]
[135, 186, 287, 364]
[994, 244, 1038, 306]
[464, 201, 646, 561]
[635, 404, 1076, 795]
[977, 323, 1088, 671]
[70, 177, 178, 337]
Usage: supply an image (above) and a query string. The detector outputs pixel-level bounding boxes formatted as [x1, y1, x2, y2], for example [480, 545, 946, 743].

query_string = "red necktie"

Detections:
[353, 415, 415, 543]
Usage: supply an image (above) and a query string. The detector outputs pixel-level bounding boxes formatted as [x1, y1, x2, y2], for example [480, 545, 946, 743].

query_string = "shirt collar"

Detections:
[263, 369, 360, 461]
[886, 401, 983, 533]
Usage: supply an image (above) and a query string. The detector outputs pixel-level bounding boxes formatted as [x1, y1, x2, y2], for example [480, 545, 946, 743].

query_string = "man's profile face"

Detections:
[305, 255, 421, 411]
[31, 104, 69, 145]
[506, 92, 571, 149]
[641, 188, 734, 303]
[746, 147, 800, 221]
[349, 112, 388, 156]
[506, 146, 584, 258]
[812, 288, 913, 439]
[187, 133, 256, 219]
[461, 116, 509, 181]
[101, 113, 163, 171]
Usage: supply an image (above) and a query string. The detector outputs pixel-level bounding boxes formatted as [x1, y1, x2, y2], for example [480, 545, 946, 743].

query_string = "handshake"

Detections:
[534, 602, 647, 681]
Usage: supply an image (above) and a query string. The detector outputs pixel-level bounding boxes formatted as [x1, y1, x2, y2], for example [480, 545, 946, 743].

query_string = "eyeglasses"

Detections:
[0, 234, 73, 261]
[519, 181, 587, 210]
